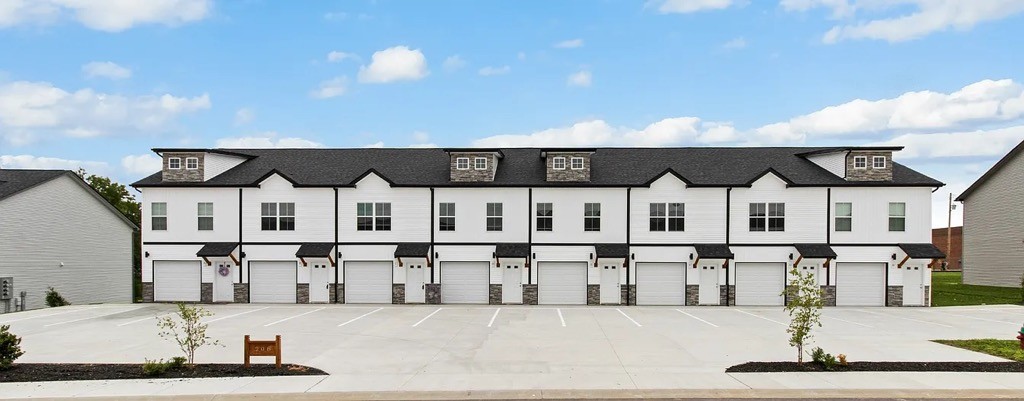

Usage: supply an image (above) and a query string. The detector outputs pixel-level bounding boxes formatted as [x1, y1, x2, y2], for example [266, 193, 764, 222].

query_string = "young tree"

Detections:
[157, 303, 220, 366]
[782, 265, 824, 364]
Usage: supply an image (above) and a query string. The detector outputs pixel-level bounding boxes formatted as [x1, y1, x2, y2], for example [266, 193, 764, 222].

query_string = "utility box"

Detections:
[0, 277, 12, 300]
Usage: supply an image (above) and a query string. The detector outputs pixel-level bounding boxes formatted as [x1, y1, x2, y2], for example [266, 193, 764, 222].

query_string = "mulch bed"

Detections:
[0, 363, 326, 383]
[727, 361, 1024, 373]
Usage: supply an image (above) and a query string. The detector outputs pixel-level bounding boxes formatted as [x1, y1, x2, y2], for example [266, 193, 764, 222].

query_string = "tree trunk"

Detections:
[797, 343, 803, 365]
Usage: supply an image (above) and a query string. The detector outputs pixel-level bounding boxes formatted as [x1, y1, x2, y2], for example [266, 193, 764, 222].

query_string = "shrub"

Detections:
[838, 354, 848, 366]
[157, 303, 220, 366]
[45, 287, 70, 307]
[821, 353, 838, 371]
[168, 356, 187, 369]
[142, 358, 168, 376]
[0, 325, 25, 370]
[783, 266, 824, 365]
[811, 347, 826, 364]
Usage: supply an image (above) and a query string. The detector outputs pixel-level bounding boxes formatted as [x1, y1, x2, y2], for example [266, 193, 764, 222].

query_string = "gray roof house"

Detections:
[956, 140, 1024, 287]
[0, 169, 137, 312]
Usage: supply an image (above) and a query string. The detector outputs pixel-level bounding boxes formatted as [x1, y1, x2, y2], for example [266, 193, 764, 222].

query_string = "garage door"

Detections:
[538, 262, 587, 305]
[250, 261, 296, 303]
[735, 262, 786, 306]
[440, 262, 489, 304]
[837, 262, 885, 306]
[153, 261, 201, 302]
[636, 262, 686, 305]
[345, 261, 393, 304]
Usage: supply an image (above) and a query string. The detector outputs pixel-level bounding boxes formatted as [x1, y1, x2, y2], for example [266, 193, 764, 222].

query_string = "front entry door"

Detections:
[502, 264, 523, 304]
[600, 265, 620, 304]
[903, 265, 923, 306]
[310, 263, 329, 303]
[405, 264, 425, 303]
[698, 264, 720, 305]
[214, 262, 234, 302]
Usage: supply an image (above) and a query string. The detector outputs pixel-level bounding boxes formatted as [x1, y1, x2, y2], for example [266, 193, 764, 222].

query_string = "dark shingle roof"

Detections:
[296, 243, 335, 258]
[131, 147, 943, 188]
[0, 169, 68, 201]
[695, 244, 734, 259]
[595, 243, 629, 258]
[794, 243, 838, 259]
[495, 243, 530, 258]
[196, 242, 239, 257]
[899, 243, 946, 259]
[394, 242, 431, 257]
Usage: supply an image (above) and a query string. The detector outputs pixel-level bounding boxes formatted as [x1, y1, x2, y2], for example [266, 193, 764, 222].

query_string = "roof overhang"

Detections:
[152, 148, 255, 159]
[539, 148, 597, 157]
[693, 244, 734, 259]
[443, 148, 505, 158]
[494, 243, 530, 258]
[898, 243, 946, 259]
[595, 243, 629, 258]
[394, 242, 431, 258]
[196, 242, 241, 266]
[794, 243, 838, 259]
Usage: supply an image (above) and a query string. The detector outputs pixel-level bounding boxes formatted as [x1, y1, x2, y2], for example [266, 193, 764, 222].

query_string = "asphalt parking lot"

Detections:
[2, 304, 1023, 392]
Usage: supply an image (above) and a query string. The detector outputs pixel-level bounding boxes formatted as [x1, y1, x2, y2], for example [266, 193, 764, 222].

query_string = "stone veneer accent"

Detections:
[449, 153, 496, 182]
[489, 284, 502, 305]
[685, 285, 700, 306]
[425, 284, 441, 304]
[821, 285, 837, 306]
[586, 284, 600, 305]
[523, 284, 538, 305]
[924, 285, 931, 306]
[392, 284, 405, 304]
[545, 152, 591, 182]
[233, 283, 249, 303]
[845, 151, 893, 181]
[161, 152, 204, 182]
[329, 283, 340, 303]
[142, 283, 154, 302]
[620, 284, 635, 306]
[296, 284, 309, 304]
[886, 285, 903, 307]
[201, 283, 213, 303]
[719, 284, 735, 306]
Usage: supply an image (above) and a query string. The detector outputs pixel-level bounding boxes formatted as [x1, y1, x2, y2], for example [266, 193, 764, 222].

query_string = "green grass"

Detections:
[930, 271, 1023, 307]
[933, 339, 1024, 362]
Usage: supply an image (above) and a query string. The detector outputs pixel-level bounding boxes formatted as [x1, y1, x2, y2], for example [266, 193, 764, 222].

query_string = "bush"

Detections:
[0, 325, 25, 370]
[838, 354, 848, 366]
[142, 358, 168, 376]
[168, 356, 187, 369]
[45, 287, 70, 307]
[811, 347, 826, 364]
[821, 353, 838, 371]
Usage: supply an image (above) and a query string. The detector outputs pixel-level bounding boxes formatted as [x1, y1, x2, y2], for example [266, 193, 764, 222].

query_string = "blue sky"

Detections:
[2, 0, 1024, 227]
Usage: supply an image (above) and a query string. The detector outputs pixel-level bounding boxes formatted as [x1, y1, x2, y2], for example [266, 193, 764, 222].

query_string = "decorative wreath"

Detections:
[218, 265, 231, 277]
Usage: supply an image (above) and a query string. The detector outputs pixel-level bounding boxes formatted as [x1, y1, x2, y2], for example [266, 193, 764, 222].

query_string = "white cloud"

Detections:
[517, 51, 527, 61]
[0, 0, 211, 32]
[233, 108, 254, 126]
[442, 55, 466, 72]
[363, 141, 384, 148]
[215, 133, 324, 149]
[412, 131, 430, 143]
[0, 80, 210, 145]
[721, 37, 747, 50]
[873, 125, 1024, 160]
[323, 11, 347, 21]
[407, 143, 438, 148]
[309, 76, 348, 99]
[473, 117, 732, 148]
[326, 51, 357, 63]
[82, 61, 131, 80]
[120, 153, 162, 175]
[478, 66, 511, 76]
[553, 38, 584, 49]
[0, 154, 108, 172]
[567, 70, 592, 87]
[654, 0, 734, 14]
[357, 46, 428, 83]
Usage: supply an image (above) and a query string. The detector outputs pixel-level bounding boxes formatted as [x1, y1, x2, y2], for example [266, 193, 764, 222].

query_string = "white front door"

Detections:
[903, 265, 924, 306]
[345, 261, 393, 304]
[538, 262, 588, 305]
[502, 264, 523, 304]
[213, 262, 234, 302]
[836, 262, 886, 306]
[441, 262, 489, 304]
[698, 264, 720, 305]
[405, 263, 425, 303]
[600, 265, 620, 304]
[249, 261, 297, 303]
[309, 263, 329, 303]
[735, 262, 786, 306]
[635, 262, 686, 306]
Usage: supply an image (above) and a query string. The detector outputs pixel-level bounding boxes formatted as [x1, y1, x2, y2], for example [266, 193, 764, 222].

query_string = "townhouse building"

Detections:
[132, 146, 945, 307]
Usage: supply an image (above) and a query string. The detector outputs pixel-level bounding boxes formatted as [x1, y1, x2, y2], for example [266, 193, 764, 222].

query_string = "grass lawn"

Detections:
[931, 271, 1022, 306]
[933, 339, 1024, 362]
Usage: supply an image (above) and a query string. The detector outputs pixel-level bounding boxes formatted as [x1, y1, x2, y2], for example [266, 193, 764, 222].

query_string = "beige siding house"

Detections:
[956, 140, 1024, 287]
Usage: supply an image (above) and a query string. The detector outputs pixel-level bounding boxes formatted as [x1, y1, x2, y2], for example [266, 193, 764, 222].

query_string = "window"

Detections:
[873, 156, 886, 169]
[474, 157, 487, 170]
[649, 203, 666, 231]
[261, 203, 295, 231]
[552, 157, 566, 170]
[168, 157, 181, 170]
[456, 157, 469, 170]
[357, 202, 391, 231]
[668, 202, 685, 231]
[835, 202, 852, 232]
[888, 202, 905, 232]
[570, 157, 585, 170]
[649, 203, 684, 231]
[439, 202, 455, 231]
[853, 156, 867, 169]
[197, 202, 213, 231]
[185, 157, 199, 170]
[536, 203, 553, 231]
[584, 203, 601, 231]
[749, 202, 784, 232]
[151, 202, 167, 231]
[486, 202, 502, 231]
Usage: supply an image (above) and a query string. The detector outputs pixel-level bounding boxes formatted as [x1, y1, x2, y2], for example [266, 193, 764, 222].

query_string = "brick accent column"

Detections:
[886, 286, 904, 307]
[392, 284, 405, 304]
[489, 284, 502, 305]
[425, 284, 441, 304]
[523, 284, 538, 305]
[924, 285, 931, 307]
[685, 285, 699, 306]
[329, 283, 339, 303]
[587, 284, 600, 305]
[620, 284, 635, 305]
[142, 283, 154, 302]
[233, 283, 249, 303]
[296, 284, 309, 304]
[719, 284, 734, 306]
[200, 283, 213, 303]
[821, 285, 837, 306]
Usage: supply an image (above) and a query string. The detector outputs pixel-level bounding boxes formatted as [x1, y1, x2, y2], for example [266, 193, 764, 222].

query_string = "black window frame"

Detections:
[151, 202, 167, 231]
[486, 202, 503, 232]
[584, 202, 600, 232]
[197, 202, 213, 231]
[888, 202, 906, 232]
[536, 202, 553, 232]
[261, 202, 295, 231]
[835, 202, 852, 232]
[439, 202, 456, 232]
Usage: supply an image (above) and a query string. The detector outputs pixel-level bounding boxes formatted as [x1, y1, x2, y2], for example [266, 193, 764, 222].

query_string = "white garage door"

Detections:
[538, 262, 587, 305]
[441, 261, 489, 304]
[636, 262, 686, 305]
[735, 262, 786, 306]
[250, 261, 296, 303]
[345, 261, 393, 304]
[837, 262, 885, 306]
[154, 261, 201, 302]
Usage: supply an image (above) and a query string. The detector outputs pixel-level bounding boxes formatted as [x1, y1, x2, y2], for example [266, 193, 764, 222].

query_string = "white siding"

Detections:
[204, 153, 248, 181]
[630, 175, 726, 244]
[243, 174, 334, 242]
[338, 173, 430, 243]
[806, 151, 847, 178]
[0, 175, 134, 310]
[434, 188, 528, 243]
[730, 173, 827, 244]
[962, 149, 1024, 287]
[532, 188, 627, 244]
[142, 187, 239, 243]
[831, 187, 932, 244]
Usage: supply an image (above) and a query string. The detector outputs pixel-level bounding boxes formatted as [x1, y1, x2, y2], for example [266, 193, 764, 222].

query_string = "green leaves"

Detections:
[0, 325, 24, 370]
[783, 265, 824, 364]
[156, 303, 221, 366]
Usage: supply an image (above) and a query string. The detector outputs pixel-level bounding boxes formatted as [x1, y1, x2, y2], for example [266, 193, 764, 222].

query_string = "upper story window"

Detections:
[474, 157, 487, 170]
[456, 157, 470, 170]
[584, 203, 601, 231]
[486, 202, 502, 231]
[570, 157, 585, 170]
[750, 202, 785, 232]
[261, 202, 295, 231]
[853, 156, 867, 169]
[168, 158, 181, 170]
[151, 202, 167, 231]
[552, 157, 566, 170]
[649, 203, 685, 232]
[197, 202, 213, 231]
[536, 203, 553, 231]
[873, 156, 886, 168]
[357, 202, 391, 231]
[835, 202, 852, 232]
[185, 157, 199, 170]
[439, 202, 455, 231]
[888, 202, 905, 232]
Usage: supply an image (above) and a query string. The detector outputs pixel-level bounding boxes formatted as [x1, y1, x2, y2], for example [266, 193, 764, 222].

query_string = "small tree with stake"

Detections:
[783, 265, 824, 364]
[157, 303, 220, 366]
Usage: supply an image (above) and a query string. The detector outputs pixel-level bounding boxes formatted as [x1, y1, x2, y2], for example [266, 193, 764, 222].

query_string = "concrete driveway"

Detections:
[1, 303, 1023, 393]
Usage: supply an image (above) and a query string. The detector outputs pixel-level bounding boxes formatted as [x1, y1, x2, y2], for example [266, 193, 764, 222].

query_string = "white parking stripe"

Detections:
[853, 309, 954, 328]
[676, 309, 718, 328]
[338, 307, 382, 327]
[117, 312, 174, 327]
[616, 308, 642, 327]
[205, 307, 268, 324]
[44, 309, 135, 327]
[264, 307, 324, 327]
[488, 308, 500, 328]
[0, 307, 92, 323]
[923, 310, 1019, 325]
[823, 315, 873, 328]
[412, 308, 443, 327]
[735, 309, 787, 326]
[557, 308, 566, 327]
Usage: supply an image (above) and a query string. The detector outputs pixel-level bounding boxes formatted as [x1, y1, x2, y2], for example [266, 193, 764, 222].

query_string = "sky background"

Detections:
[2, 0, 1024, 228]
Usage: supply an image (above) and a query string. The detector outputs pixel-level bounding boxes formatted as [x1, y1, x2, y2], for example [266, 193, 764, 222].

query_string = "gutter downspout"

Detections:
[626, 187, 631, 306]
[334, 187, 339, 303]
[725, 187, 731, 306]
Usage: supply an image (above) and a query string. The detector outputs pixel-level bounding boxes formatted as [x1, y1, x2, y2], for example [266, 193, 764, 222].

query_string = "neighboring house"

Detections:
[956, 140, 1024, 287]
[132, 146, 944, 307]
[931, 226, 962, 271]
[0, 169, 137, 312]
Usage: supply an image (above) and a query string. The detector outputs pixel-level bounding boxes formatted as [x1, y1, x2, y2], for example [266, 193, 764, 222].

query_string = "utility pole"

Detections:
[947, 192, 953, 271]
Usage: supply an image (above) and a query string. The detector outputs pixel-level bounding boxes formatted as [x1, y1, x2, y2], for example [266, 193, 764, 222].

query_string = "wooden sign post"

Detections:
[244, 335, 282, 368]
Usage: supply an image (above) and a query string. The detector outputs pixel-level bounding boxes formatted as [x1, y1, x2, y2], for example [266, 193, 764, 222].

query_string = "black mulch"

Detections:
[727, 361, 1024, 373]
[0, 363, 326, 383]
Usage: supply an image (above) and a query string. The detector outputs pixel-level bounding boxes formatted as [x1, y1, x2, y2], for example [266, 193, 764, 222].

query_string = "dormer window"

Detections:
[474, 157, 487, 170]
[570, 157, 584, 170]
[873, 156, 886, 168]
[853, 156, 867, 169]
[553, 157, 566, 170]
[168, 157, 181, 169]
[185, 157, 199, 170]
[456, 157, 470, 170]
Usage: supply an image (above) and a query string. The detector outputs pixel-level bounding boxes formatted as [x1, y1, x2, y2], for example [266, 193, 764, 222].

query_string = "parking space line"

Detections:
[488, 308, 500, 327]
[338, 307, 382, 327]
[412, 308, 443, 327]
[264, 307, 324, 327]
[734, 309, 786, 326]
[44, 309, 135, 327]
[0, 307, 93, 323]
[822, 315, 873, 328]
[557, 308, 566, 327]
[676, 309, 718, 327]
[924, 310, 1018, 325]
[117, 312, 174, 327]
[616, 308, 642, 327]
[205, 307, 269, 324]
[853, 309, 954, 328]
